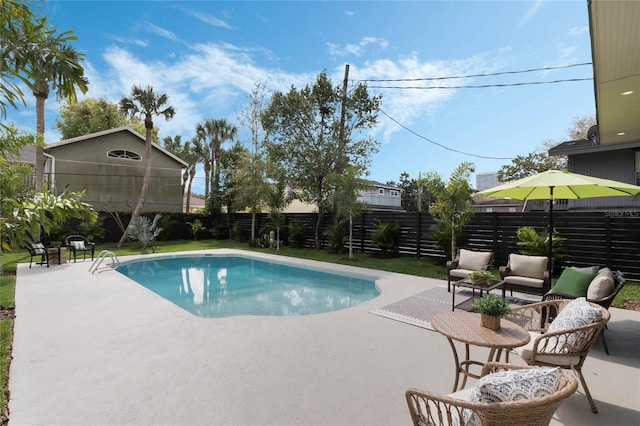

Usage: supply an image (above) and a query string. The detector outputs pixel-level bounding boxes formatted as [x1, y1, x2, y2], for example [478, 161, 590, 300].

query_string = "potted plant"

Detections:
[467, 270, 494, 285]
[473, 294, 512, 330]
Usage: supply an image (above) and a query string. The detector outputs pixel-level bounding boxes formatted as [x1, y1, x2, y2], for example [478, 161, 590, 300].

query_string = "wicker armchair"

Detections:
[542, 270, 625, 355]
[406, 362, 577, 426]
[505, 299, 610, 413]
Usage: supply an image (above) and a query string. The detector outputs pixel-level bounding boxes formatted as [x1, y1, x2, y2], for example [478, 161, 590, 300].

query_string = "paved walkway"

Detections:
[9, 249, 640, 425]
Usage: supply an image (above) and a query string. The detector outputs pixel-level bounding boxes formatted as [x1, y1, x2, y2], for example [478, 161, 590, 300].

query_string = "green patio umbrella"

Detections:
[479, 170, 640, 276]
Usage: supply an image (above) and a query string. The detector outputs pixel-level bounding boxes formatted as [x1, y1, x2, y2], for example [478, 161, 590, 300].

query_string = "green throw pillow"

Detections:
[551, 268, 597, 297]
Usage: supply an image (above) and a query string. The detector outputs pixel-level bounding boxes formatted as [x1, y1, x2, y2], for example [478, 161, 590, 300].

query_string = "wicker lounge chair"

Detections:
[506, 298, 609, 413]
[406, 362, 577, 426]
[542, 269, 625, 355]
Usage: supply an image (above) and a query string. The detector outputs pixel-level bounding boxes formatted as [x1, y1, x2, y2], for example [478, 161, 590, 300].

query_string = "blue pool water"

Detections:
[116, 255, 380, 318]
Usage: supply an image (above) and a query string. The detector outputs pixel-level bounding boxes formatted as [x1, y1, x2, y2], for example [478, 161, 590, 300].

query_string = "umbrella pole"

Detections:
[548, 186, 554, 279]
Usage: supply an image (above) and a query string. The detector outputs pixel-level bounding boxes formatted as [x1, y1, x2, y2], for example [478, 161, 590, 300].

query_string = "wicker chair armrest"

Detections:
[406, 387, 481, 426]
[446, 258, 459, 270]
[542, 292, 576, 302]
[530, 321, 607, 355]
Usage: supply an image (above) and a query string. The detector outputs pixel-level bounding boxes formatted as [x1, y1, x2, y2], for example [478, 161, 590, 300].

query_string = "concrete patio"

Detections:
[9, 249, 640, 425]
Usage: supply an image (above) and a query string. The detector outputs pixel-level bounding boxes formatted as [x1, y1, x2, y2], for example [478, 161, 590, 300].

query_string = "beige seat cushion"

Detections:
[587, 270, 615, 300]
[504, 275, 544, 289]
[449, 268, 474, 279]
[509, 254, 548, 279]
[514, 332, 581, 366]
[458, 249, 492, 271]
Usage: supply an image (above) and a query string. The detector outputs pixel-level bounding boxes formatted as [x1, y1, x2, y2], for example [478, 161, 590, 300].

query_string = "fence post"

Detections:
[360, 212, 366, 252]
[605, 214, 612, 267]
[492, 212, 499, 265]
[416, 211, 422, 258]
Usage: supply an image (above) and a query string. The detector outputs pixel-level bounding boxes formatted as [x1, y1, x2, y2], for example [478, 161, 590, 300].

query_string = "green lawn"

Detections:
[0, 239, 638, 423]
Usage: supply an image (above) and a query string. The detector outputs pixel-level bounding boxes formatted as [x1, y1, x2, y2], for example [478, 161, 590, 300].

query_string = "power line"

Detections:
[380, 108, 513, 160]
[368, 77, 592, 90]
[359, 62, 592, 83]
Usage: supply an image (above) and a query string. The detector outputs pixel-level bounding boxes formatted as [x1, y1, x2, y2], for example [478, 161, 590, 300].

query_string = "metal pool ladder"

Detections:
[89, 250, 120, 274]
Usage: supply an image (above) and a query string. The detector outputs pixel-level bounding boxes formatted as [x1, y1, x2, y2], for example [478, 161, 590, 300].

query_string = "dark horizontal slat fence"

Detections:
[99, 210, 640, 280]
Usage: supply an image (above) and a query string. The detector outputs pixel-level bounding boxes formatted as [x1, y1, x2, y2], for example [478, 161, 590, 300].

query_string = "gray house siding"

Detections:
[45, 128, 187, 213]
[566, 148, 640, 210]
[358, 185, 402, 209]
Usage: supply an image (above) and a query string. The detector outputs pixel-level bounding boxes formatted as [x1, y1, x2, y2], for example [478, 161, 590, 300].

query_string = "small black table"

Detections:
[451, 278, 505, 311]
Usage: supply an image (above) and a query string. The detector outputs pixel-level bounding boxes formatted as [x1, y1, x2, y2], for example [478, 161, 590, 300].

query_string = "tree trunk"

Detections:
[186, 168, 195, 212]
[181, 169, 188, 211]
[348, 214, 354, 260]
[118, 118, 153, 247]
[315, 211, 323, 249]
[34, 82, 49, 192]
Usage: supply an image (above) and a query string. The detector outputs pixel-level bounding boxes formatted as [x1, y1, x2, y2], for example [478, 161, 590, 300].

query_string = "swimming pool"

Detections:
[116, 255, 380, 317]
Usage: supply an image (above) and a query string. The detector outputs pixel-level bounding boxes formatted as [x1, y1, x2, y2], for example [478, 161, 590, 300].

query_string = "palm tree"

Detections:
[118, 85, 175, 247]
[18, 15, 89, 190]
[191, 135, 211, 204]
[195, 119, 237, 216]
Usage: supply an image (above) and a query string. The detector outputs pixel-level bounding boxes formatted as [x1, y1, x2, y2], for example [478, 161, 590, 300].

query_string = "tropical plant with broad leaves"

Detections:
[128, 214, 163, 251]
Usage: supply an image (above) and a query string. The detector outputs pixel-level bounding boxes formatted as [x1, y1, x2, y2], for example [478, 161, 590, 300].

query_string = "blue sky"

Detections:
[7, 0, 596, 193]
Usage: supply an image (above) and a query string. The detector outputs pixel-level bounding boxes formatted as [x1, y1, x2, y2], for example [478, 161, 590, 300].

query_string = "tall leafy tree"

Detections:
[55, 97, 153, 140]
[423, 162, 476, 260]
[118, 85, 175, 247]
[262, 71, 381, 248]
[195, 119, 237, 216]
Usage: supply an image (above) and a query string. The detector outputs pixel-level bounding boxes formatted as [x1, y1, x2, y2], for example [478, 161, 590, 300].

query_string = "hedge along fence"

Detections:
[97, 210, 640, 280]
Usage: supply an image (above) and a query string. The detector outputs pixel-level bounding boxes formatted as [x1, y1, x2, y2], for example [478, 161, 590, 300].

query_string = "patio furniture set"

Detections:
[27, 235, 96, 268]
[407, 248, 624, 425]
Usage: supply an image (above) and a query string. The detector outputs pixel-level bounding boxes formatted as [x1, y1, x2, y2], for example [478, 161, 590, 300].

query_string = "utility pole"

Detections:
[337, 64, 349, 172]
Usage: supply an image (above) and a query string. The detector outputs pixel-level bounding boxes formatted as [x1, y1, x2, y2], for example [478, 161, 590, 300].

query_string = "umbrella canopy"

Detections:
[479, 170, 640, 276]
[479, 170, 640, 200]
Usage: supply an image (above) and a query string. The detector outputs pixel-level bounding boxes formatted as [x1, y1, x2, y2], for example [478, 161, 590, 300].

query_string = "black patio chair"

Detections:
[65, 235, 96, 262]
[28, 242, 49, 268]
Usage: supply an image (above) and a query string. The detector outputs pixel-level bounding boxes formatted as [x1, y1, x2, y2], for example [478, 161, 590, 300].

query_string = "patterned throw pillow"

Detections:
[464, 367, 562, 426]
[72, 241, 86, 251]
[547, 297, 603, 352]
[32, 243, 46, 255]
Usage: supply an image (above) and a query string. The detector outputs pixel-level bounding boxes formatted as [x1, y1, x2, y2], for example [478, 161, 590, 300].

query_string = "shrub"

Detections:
[371, 220, 399, 258]
[324, 222, 346, 254]
[187, 219, 207, 240]
[289, 220, 306, 248]
[128, 214, 162, 251]
[516, 226, 568, 268]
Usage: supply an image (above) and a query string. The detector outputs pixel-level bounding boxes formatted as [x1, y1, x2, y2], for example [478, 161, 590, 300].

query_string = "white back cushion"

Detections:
[458, 249, 492, 271]
[509, 254, 547, 279]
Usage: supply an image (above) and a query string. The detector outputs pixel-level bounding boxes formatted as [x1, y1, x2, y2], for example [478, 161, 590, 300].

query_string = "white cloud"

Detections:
[184, 9, 235, 30]
[143, 22, 177, 41]
[326, 36, 389, 58]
